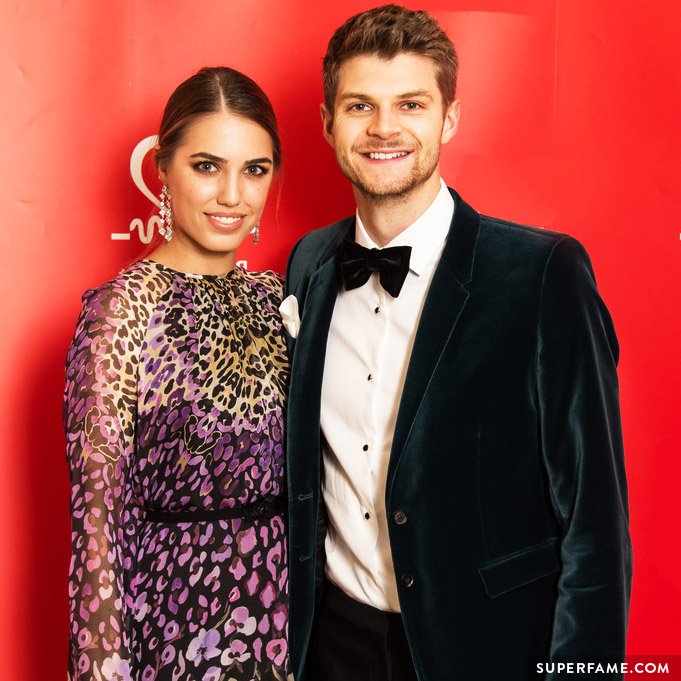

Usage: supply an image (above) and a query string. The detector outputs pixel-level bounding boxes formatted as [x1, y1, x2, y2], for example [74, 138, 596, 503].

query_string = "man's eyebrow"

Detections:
[189, 152, 273, 166]
[338, 92, 372, 101]
[338, 90, 434, 101]
[399, 90, 434, 100]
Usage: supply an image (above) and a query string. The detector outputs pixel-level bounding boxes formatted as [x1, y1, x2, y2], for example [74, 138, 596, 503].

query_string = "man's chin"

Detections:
[354, 178, 423, 203]
[345, 162, 440, 204]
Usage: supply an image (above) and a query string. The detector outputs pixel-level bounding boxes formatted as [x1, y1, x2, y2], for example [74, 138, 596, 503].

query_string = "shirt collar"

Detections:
[354, 178, 454, 276]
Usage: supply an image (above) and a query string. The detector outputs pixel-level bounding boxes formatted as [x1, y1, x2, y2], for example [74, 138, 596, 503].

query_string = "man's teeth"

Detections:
[212, 215, 242, 225]
[367, 151, 409, 160]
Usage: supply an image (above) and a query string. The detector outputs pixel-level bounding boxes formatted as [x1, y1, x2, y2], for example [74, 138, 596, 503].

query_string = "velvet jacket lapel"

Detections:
[386, 190, 481, 495]
[289, 190, 480, 496]
[287, 221, 352, 491]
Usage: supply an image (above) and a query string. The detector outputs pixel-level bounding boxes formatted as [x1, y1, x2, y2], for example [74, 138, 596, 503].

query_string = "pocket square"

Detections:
[279, 294, 301, 338]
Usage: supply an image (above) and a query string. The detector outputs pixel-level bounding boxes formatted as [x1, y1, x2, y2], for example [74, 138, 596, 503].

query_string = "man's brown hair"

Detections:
[322, 4, 459, 114]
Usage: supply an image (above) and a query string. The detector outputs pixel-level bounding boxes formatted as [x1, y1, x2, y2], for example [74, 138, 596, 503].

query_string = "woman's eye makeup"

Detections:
[193, 160, 219, 173]
[190, 160, 271, 176]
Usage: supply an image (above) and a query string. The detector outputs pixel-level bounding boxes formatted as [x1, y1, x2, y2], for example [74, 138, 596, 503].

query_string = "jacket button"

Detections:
[400, 572, 414, 588]
[393, 509, 408, 525]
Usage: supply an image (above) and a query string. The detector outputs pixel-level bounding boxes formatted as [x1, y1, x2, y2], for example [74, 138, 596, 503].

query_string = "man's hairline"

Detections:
[325, 50, 453, 115]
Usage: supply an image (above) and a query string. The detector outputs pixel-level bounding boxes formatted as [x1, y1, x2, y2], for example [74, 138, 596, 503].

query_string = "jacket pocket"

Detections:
[478, 537, 560, 598]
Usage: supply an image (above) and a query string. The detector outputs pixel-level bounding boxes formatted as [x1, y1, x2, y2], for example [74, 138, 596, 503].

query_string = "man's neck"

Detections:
[355, 173, 442, 247]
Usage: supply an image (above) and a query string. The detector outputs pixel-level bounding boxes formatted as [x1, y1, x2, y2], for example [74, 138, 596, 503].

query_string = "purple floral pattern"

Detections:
[64, 261, 291, 680]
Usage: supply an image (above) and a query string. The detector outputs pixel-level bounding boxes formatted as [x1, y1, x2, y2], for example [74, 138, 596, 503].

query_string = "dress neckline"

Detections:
[138, 259, 242, 281]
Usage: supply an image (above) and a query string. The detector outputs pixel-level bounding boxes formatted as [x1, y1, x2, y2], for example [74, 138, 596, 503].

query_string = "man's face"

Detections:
[322, 52, 459, 202]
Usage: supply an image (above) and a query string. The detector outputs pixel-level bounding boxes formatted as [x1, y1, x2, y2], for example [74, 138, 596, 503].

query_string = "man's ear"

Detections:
[320, 103, 335, 146]
[441, 99, 460, 145]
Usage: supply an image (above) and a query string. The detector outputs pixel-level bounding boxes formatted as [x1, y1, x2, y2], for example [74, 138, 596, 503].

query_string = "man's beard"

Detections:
[336, 143, 441, 205]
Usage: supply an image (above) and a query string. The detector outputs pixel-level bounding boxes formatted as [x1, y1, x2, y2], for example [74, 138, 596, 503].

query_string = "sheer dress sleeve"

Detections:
[64, 282, 144, 681]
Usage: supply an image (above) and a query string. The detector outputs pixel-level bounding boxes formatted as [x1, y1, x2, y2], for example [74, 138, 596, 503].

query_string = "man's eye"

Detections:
[403, 102, 422, 110]
[350, 103, 370, 112]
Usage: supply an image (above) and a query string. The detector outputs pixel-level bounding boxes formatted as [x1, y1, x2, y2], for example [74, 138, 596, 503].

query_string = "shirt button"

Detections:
[364, 512, 371, 520]
[374, 306, 380, 314]
[400, 572, 414, 588]
[393, 509, 408, 525]
[362, 444, 369, 451]
[367, 374, 373, 381]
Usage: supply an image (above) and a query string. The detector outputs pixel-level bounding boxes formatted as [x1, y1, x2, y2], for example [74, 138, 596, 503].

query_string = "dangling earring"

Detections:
[252, 221, 260, 245]
[158, 185, 173, 241]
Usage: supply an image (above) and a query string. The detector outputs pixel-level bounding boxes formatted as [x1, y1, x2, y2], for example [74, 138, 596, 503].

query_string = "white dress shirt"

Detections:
[320, 179, 455, 611]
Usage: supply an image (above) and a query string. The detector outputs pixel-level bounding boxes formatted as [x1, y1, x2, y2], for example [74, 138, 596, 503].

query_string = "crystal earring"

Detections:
[158, 185, 173, 241]
[252, 221, 260, 244]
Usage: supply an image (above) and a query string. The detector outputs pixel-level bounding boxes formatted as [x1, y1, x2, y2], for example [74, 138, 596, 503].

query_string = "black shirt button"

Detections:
[362, 444, 369, 452]
[393, 509, 408, 525]
[374, 306, 380, 314]
[400, 572, 414, 588]
[364, 512, 371, 520]
[367, 374, 373, 381]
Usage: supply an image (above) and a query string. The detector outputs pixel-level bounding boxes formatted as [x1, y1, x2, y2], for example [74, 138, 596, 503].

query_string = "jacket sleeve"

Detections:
[536, 237, 632, 673]
[284, 235, 304, 298]
[64, 284, 142, 680]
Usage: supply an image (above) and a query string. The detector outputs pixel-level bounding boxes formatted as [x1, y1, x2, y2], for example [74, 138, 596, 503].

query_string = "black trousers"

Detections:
[308, 581, 419, 681]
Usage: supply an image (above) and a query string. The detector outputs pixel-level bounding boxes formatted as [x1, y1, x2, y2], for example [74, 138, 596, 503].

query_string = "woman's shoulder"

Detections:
[78, 260, 174, 330]
[240, 268, 284, 298]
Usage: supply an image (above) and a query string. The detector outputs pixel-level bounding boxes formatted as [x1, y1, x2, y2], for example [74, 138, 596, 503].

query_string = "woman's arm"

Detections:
[64, 282, 142, 680]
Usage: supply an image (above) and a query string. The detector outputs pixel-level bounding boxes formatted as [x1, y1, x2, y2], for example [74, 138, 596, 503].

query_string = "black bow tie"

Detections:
[340, 239, 412, 298]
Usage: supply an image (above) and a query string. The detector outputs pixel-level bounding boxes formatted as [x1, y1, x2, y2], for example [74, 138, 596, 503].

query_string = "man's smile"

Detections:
[362, 150, 411, 160]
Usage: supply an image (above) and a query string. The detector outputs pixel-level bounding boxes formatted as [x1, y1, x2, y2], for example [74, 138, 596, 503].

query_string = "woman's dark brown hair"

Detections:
[155, 66, 281, 170]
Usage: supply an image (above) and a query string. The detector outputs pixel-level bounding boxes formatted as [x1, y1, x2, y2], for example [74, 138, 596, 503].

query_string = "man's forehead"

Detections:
[336, 52, 440, 97]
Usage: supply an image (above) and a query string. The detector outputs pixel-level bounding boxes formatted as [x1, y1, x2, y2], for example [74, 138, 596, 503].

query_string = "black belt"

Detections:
[144, 496, 286, 523]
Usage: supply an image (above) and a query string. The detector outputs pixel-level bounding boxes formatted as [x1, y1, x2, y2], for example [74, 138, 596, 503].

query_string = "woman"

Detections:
[64, 67, 291, 681]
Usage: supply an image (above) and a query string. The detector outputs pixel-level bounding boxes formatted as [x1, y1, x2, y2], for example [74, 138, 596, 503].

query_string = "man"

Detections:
[283, 5, 632, 680]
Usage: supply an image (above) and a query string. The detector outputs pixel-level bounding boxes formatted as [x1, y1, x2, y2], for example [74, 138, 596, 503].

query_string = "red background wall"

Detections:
[1, 1, 679, 677]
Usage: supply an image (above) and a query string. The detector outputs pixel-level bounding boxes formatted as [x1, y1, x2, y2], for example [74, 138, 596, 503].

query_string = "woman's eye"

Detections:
[245, 165, 268, 176]
[194, 161, 218, 173]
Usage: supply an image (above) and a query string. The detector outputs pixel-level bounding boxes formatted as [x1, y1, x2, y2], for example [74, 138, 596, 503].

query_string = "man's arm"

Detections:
[536, 237, 632, 669]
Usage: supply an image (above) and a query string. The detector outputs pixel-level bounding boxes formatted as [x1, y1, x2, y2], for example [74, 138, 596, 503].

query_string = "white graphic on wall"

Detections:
[111, 136, 247, 268]
[111, 136, 160, 243]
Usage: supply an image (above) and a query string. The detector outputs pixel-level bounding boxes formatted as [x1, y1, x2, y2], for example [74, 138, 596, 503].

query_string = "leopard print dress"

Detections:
[64, 260, 291, 681]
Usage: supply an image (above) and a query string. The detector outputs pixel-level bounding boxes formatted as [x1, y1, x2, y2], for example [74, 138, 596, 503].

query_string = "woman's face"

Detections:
[159, 111, 274, 267]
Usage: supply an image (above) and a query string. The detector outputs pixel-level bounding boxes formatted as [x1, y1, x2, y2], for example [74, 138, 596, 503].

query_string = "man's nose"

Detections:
[366, 107, 402, 139]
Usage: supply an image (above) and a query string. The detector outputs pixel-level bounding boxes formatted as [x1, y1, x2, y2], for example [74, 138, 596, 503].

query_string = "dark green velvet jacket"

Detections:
[284, 189, 632, 681]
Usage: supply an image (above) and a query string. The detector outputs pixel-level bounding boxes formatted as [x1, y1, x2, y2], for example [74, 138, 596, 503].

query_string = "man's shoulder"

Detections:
[478, 213, 570, 249]
[450, 192, 596, 287]
[469, 210, 599, 299]
[292, 216, 353, 261]
[449, 188, 578, 260]
[474, 211, 591, 270]
[286, 216, 353, 291]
